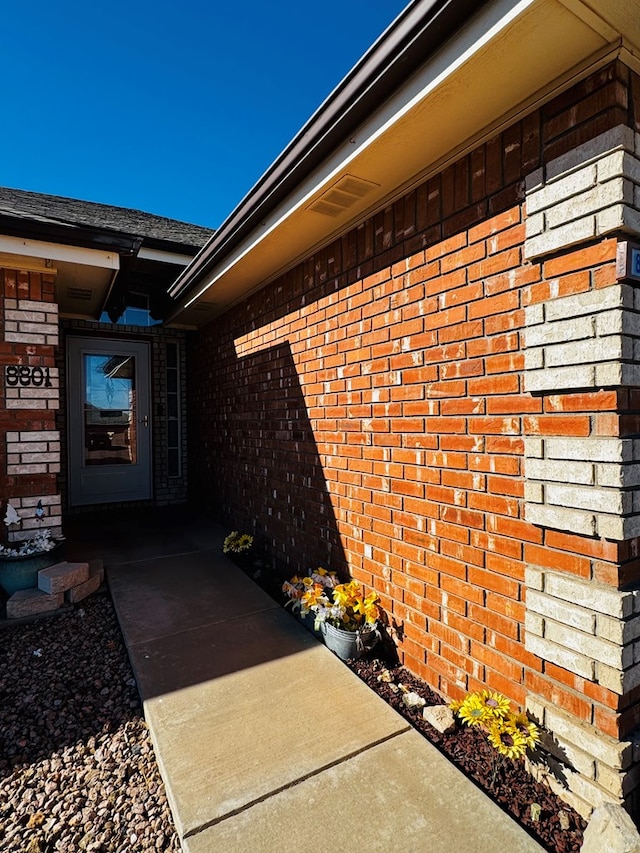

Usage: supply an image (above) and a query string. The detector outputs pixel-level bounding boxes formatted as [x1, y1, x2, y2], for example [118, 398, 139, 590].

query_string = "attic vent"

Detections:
[310, 200, 344, 218]
[308, 174, 380, 217]
[66, 287, 93, 301]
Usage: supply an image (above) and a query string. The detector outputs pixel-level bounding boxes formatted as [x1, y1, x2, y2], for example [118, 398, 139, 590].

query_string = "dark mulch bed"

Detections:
[346, 656, 586, 853]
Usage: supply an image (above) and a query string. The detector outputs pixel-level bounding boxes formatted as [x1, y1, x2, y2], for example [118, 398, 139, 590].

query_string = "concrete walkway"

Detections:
[76, 514, 545, 852]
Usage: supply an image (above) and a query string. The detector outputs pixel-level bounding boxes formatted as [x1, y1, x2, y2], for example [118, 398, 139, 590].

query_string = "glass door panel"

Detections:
[84, 354, 137, 466]
[68, 338, 151, 506]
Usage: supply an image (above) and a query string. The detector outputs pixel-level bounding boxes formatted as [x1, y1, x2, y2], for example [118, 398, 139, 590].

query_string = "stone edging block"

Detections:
[38, 561, 89, 595]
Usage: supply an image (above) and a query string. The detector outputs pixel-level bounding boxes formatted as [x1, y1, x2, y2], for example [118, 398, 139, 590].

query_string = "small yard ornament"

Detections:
[0, 501, 58, 559]
[4, 502, 20, 528]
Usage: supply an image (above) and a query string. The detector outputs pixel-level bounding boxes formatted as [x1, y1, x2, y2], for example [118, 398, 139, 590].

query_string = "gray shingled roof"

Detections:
[0, 186, 213, 250]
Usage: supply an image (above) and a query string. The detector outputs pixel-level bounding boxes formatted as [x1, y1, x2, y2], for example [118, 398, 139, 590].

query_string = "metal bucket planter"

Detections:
[296, 613, 324, 642]
[321, 621, 379, 660]
[0, 543, 65, 597]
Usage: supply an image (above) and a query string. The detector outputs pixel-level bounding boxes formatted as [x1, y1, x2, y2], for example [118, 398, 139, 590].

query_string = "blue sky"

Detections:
[3, 1, 408, 229]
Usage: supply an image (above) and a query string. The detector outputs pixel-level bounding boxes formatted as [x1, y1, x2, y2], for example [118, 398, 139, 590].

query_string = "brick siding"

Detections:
[0, 267, 61, 536]
[0, 276, 189, 534]
[188, 61, 640, 817]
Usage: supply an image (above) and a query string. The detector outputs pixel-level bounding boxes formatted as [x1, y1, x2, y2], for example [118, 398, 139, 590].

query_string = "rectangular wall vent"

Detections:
[66, 287, 93, 301]
[308, 174, 380, 217]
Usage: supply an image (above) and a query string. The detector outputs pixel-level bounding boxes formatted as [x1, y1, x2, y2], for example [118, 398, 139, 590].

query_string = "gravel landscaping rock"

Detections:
[0, 593, 180, 852]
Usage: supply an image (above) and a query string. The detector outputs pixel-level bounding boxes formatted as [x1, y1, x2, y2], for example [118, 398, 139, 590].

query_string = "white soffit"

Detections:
[56, 262, 118, 320]
[180, 0, 635, 323]
[0, 235, 121, 320]
[0, 235, 120, 270]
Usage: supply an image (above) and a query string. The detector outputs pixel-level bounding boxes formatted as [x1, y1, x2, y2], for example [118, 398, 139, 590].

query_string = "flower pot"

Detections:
[296, 612, 324, 642]
[321, 621, 379, 661]
[0, 543, 65, 597]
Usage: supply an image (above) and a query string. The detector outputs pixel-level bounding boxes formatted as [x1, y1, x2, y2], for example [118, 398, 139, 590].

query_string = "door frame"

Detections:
[67, 336, 152, 507]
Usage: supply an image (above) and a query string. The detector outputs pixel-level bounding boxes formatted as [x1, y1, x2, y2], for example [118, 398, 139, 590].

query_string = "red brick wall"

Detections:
[188, 62, 637, 729]
[0, 267, 58, 514]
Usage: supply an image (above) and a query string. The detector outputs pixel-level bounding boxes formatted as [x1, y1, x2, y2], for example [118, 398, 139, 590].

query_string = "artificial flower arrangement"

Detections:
[222, 531, 254, 555]
[450, 690, 539, 761]
[282, 567, 379, 632]
[0, 527, 58, 559]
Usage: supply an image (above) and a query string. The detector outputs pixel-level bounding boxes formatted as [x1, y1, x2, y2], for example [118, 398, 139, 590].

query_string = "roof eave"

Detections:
[168, 0, 639, 327]
[0, 214, 142, 256]
[167, 0, 486, 308]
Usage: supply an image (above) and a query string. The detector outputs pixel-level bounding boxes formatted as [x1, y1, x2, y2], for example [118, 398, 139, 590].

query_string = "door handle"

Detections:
[140, 415, 149, 427]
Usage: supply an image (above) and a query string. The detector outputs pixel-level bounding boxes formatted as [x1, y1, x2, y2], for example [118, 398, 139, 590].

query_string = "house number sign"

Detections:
[616, 241, 640, 282]
[5, 365, 53, 387]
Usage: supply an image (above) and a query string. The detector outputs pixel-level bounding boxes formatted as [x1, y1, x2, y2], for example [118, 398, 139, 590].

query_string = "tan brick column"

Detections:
[0, 263, 62, 541]
[522, 124, 640, 816]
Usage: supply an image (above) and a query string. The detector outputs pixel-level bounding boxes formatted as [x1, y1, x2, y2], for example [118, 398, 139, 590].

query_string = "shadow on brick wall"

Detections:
[188, 337, 348, 585]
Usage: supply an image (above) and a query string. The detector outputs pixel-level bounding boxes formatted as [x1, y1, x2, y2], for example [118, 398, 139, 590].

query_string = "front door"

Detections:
[68, 337, 152, 506]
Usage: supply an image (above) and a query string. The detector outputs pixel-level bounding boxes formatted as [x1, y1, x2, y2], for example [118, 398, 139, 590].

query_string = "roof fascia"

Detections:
[168, 0, 487, 305]
[0, 234, 120, 271]
[137, 246, 195, 266]
[0, 214, 141, 257]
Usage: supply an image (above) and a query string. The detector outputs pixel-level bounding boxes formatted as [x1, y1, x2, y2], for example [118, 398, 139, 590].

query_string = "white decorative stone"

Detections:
[525, 503, 596, 537]
[5, 431, 60, 476]
[401, 691, 426, 710]
[546, 437, 632, 463]
[3, 299, 58, 347]
[524, 611, 544, 637]
[581, 803, 640, 853]
[544, 621, 625, 670]
[543, 572, 631, 619]
[422, 704, 456, 734]
[525, 164, 598, 214]
[545, 706, 632, 771]
[526, 634, 595, 680]
[544, 482, 625, 515]
[526, 590, 595, 634]
[525, 457, 594, 485]
[525, 216, 596, 258]
[38, 561, 89, 595]
[6, 588, 63, 619]
[524, 566, 640, 690]
[524, 313, 594, 347]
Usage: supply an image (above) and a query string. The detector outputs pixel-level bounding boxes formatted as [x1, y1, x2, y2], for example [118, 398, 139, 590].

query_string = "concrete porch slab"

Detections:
[104, 534, 545, 853]
[138, 608, 410, 838]
[108, 548, 276, 647]
[184, 727, 544, 853]
[64, 509, 226, 567]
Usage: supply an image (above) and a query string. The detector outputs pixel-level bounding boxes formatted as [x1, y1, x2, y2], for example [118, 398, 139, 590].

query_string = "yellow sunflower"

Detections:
[512, 712, 540, 749]
[488, 720, 527, 759]
[478, 690, 511, 719]
[457, 693, 490, 727]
